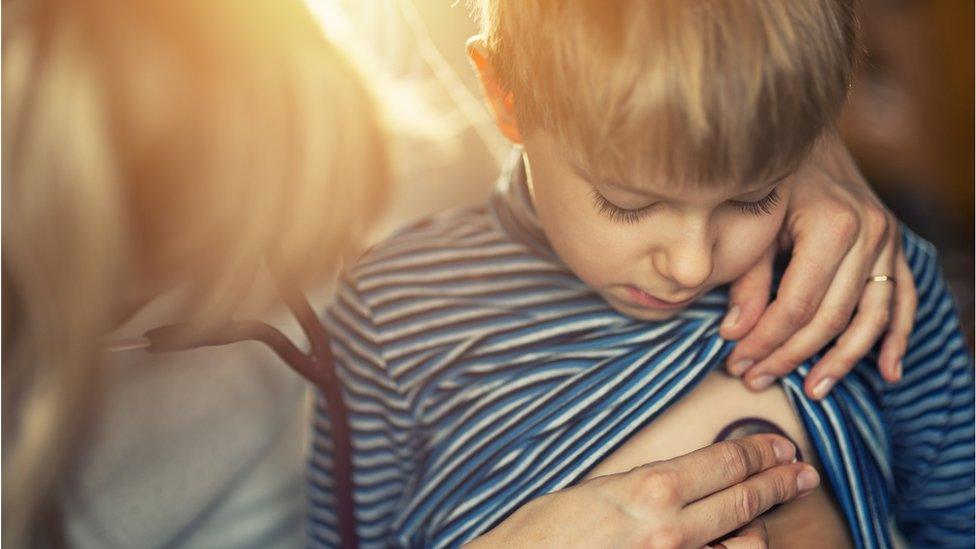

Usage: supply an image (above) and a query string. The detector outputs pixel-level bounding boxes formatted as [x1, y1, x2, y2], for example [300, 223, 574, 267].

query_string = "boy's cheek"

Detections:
[535, 194, 632, 265]
[714, 221, 783, 281]
[536, 215, 646, 296]
[548, 223, 635, 282]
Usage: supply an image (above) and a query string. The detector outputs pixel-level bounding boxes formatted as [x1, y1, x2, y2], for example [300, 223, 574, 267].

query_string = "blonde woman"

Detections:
[3, 0, 387, 545]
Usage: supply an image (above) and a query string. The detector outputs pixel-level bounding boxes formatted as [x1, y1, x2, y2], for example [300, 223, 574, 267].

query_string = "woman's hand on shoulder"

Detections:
[466, 434, 818, 549]
[721, 132, 916, 400]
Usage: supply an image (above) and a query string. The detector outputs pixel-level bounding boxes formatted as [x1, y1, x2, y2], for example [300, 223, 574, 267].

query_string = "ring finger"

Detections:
[802, 235, 898, 398]
[741, 238, 882, 392]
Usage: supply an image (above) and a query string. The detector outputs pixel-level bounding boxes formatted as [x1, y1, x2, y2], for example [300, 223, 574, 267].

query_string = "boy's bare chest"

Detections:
[582, 371, 853, 548]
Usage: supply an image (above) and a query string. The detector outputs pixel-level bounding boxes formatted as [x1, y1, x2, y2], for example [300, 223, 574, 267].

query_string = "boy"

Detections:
[309, 1, 974, 546]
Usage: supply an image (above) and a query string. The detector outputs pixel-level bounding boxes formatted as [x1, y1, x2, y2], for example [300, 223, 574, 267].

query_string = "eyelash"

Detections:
[591, 187, 782, 224]
[730, 187, 782, 216]
[590, 190, 652, 224]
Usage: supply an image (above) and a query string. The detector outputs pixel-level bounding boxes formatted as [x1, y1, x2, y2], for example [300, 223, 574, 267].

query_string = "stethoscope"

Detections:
[104, 277, 806, 549]
[107, 279, 359, 548]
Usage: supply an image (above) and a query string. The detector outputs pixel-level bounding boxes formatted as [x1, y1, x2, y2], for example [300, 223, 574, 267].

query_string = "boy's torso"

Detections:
[342, 201, 883, 548]
[584, 369, 853, 548]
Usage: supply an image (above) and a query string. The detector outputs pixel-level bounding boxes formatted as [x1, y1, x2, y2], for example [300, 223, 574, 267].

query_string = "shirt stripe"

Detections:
[308, 155, 974, 548]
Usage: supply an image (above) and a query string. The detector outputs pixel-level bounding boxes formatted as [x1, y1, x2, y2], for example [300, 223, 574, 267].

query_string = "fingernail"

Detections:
[750, 375, 775, 391]
[812, 377, 836, 400]
[796, 467, 820, 494]
[722, 305, 741, 330]
[892, 361, 903, 382]
[729, 359, 754, 377]
[773, 438, 796, 464]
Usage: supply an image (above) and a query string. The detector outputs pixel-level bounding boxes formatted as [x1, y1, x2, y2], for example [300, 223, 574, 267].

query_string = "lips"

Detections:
[625, 286, 699, 309]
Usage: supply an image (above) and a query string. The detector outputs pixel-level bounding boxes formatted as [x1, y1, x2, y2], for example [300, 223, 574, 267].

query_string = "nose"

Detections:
[652, 224, 714, 290]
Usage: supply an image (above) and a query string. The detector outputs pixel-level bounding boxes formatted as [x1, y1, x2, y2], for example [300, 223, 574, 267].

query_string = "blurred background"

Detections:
[839, 0, 974, 344]
[312, 0, 975, 344]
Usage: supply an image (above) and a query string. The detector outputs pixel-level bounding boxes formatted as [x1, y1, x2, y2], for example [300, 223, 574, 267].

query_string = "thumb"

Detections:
[707, 518, 769, 549]
[721, 246, 775, 343]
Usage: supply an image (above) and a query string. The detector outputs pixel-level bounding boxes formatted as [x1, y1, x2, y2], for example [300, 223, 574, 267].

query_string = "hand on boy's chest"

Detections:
[407, 321, 847, 547]
[582, 370, 853, 549]
[583, 370, 812, 478]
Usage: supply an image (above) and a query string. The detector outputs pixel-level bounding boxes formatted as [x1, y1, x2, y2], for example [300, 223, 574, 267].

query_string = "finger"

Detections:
[740, 207, 895, 390]
[726, 216, 856, 370]
[799, 236, 897, 399]
[877, 249, 916, 382]
[709, 518, 769, 549]
[656, 434, 797, 503]
[743, 237, 895, 393]
[683, 462, 819, 547]
[722, 246, 776, 349]
[739, 242, 872, 391]
[801, 282, 892, 399]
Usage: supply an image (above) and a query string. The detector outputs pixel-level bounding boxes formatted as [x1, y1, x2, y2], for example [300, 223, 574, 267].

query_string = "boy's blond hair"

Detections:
[472, 0, 859, 187]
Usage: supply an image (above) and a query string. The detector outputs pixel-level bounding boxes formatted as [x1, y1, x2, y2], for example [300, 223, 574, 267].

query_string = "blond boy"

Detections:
[309, 1, 973, 546]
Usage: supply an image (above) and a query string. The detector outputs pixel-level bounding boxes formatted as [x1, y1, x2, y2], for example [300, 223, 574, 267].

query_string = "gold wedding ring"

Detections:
[866, 275, 896, 284]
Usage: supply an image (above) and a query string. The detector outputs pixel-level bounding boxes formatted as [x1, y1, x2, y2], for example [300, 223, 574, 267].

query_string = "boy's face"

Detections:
[522, 131, 794, 321]
[467, 41, 794, 320]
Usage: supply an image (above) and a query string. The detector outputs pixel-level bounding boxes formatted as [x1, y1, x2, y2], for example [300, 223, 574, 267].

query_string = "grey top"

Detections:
[63, 294, 310, 549]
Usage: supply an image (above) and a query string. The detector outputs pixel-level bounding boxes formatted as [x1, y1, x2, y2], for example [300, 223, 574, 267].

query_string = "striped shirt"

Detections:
[308, 156, 975, 548]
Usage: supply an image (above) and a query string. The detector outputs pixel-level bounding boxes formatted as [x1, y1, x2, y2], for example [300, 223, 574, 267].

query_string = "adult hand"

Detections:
[467, 434, 819, 549]
[721, 132, 917, 400]
[706, 518, 768, 549]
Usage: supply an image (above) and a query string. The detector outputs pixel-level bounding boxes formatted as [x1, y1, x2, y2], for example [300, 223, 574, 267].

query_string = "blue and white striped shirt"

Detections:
[308, 157, 975, 548]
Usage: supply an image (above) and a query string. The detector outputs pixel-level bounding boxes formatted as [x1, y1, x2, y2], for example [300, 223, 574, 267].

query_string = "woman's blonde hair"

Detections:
[471, 0, 860, 187]
[2, 0, 388, 544]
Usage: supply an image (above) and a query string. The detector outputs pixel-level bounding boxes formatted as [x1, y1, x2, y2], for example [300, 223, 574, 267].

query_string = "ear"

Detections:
[466, 36, 523, 144]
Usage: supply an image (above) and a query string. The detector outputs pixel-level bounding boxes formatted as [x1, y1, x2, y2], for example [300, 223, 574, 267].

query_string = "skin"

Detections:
[720, 136, 917, 399]
[468, 434, 818, 549]
[466, 35, 913, 547]
[467, 37, 916, 401]
[522, 130, 793, 323]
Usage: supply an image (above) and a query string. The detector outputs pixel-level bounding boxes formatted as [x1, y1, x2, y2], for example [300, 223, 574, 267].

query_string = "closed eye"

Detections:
[590, 190, 655, 224]
[729, 187, 781, 216]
